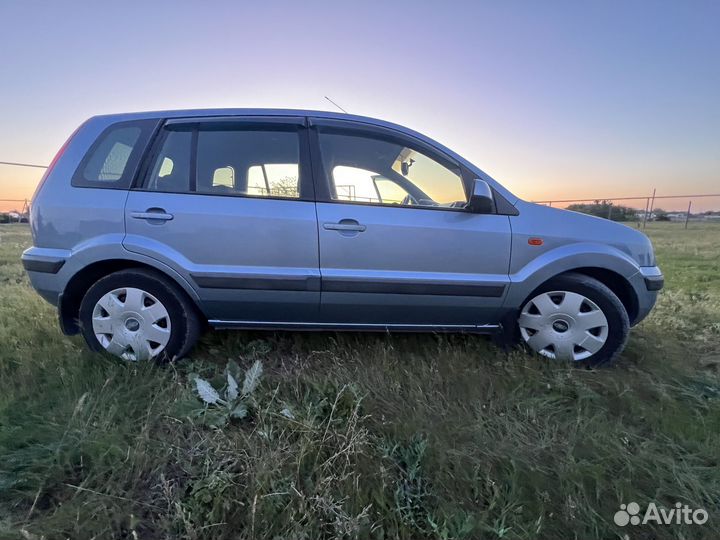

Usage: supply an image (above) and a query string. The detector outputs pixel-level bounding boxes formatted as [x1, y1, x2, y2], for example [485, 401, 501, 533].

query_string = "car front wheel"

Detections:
[79, 269, 201, 362]
[517, 273, 630, 367]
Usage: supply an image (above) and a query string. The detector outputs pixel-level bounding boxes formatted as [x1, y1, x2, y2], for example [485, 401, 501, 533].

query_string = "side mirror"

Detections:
[466, 179, 494, 213]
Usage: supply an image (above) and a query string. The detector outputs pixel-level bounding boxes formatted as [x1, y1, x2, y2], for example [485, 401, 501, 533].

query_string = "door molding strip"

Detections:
[192, 273, 506, 297]
[208, 320, 501, 333]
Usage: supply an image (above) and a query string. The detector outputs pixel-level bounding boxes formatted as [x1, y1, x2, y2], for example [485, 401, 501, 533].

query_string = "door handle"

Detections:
[130, 209, 174, 222]
[323, 221, 366, 232]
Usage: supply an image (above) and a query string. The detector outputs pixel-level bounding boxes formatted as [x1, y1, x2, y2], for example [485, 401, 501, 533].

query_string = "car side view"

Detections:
[22, 109, 663, 366]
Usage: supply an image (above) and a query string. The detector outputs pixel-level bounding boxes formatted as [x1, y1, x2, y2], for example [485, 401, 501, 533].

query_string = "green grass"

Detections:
[0, 222, 718, 540]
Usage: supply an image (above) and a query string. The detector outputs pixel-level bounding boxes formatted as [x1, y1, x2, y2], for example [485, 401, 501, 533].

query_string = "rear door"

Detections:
[310, 118, 512, 326]
[123, 116, 320, 322]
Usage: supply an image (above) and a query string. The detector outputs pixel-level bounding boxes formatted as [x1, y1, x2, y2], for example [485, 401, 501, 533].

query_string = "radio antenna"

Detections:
[324, 96, 348, 114]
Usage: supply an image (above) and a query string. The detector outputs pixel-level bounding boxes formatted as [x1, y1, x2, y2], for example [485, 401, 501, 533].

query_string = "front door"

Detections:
[311, 119, 512, 326]
[124, 117, 320, 322]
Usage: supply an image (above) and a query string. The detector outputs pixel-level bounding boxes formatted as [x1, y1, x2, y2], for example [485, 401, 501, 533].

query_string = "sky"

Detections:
[1, 0, 719, 211]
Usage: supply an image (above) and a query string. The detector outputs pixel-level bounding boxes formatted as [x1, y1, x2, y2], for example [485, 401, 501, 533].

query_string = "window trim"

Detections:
[189, 128, 198, 192]
[72, 119, 160, 190]
[131, 116, 315, 202]
[308, 118, 495, 214]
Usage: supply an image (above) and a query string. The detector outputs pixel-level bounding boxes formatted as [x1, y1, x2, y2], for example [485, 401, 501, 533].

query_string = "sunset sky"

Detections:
[1, 0, 718, 211]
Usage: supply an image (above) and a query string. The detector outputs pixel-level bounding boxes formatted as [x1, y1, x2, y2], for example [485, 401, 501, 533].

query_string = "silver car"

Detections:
[22, 109, 663, 366]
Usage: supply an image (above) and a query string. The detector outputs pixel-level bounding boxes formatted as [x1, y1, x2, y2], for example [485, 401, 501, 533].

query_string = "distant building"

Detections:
[638, 212, 658, 221]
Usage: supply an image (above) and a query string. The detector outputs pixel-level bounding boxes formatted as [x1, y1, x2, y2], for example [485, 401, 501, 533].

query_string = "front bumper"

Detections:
[643, 274, 664, 291]
[630, 266, 663, 326]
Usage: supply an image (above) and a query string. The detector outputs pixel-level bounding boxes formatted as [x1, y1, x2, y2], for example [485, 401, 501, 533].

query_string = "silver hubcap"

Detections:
[91, 287, 171, 361]
[518, 291, 609, 361]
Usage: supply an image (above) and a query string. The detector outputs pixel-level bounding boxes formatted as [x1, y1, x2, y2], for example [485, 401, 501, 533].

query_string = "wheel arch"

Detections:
[507, 243, 643, 326]
[565, 267, 639, 324]
[512, 267, 639, 326]
[60, 259, 205, 335]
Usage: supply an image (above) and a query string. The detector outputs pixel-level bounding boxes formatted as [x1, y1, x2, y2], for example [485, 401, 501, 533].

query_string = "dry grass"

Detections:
[0, 222, 718, 539]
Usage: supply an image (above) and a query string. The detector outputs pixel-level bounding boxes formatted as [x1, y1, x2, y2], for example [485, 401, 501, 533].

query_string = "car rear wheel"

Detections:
[79, 269, 201, 362]
[517, 273, 630, 367]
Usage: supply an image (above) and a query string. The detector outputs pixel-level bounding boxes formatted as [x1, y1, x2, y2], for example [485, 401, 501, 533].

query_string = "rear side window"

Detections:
[72, 119, 157, 189]
[142, 126, 303, 199]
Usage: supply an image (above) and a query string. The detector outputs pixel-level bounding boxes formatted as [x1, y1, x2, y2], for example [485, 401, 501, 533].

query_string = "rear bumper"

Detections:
[21, 254, 65, 274]
[22, 247, 79, 334]
[21, 247, 69, 307]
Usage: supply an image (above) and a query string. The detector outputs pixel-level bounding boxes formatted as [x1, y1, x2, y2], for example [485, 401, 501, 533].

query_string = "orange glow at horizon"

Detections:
[2, 154, 719, 213]
[0, 166, 43, 211]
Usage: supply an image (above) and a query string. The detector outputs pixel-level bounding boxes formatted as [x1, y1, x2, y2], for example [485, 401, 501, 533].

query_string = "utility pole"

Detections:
[684, 201, 692, 229]
[646, 188, 657, 228]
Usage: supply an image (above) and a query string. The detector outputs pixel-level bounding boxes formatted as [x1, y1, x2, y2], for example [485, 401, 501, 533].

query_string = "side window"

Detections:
[196, 130, 300, 198]
[144, 130, 192, 192]
[332, 166, 381, 203]
[73, 120, 156, 189]
[247, 164, 300, 197]
[318, 131, 467, 209]
[374, 177, 410, 205]
[329, 166, 409, 205]
[390, 148, 466, 205]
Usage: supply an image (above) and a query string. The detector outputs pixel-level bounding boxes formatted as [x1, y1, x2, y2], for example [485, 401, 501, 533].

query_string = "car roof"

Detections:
[93, 108, 419, 134]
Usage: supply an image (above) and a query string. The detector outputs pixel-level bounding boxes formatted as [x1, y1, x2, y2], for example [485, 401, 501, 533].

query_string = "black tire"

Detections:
[516, 272, 630, 367]
[79, 268, 201, 362]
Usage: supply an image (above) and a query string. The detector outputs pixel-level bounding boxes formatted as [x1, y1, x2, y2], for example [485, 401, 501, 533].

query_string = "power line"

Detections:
[533, 193, 720, 203]
[0, 161, 48, 169]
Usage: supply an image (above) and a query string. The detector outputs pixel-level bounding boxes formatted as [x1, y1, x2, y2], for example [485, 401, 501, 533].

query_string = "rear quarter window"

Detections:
[72, 119, 158, 189]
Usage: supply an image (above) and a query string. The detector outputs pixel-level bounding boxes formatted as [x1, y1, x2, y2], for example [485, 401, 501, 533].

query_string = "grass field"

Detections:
[0, 222, 718, 540]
